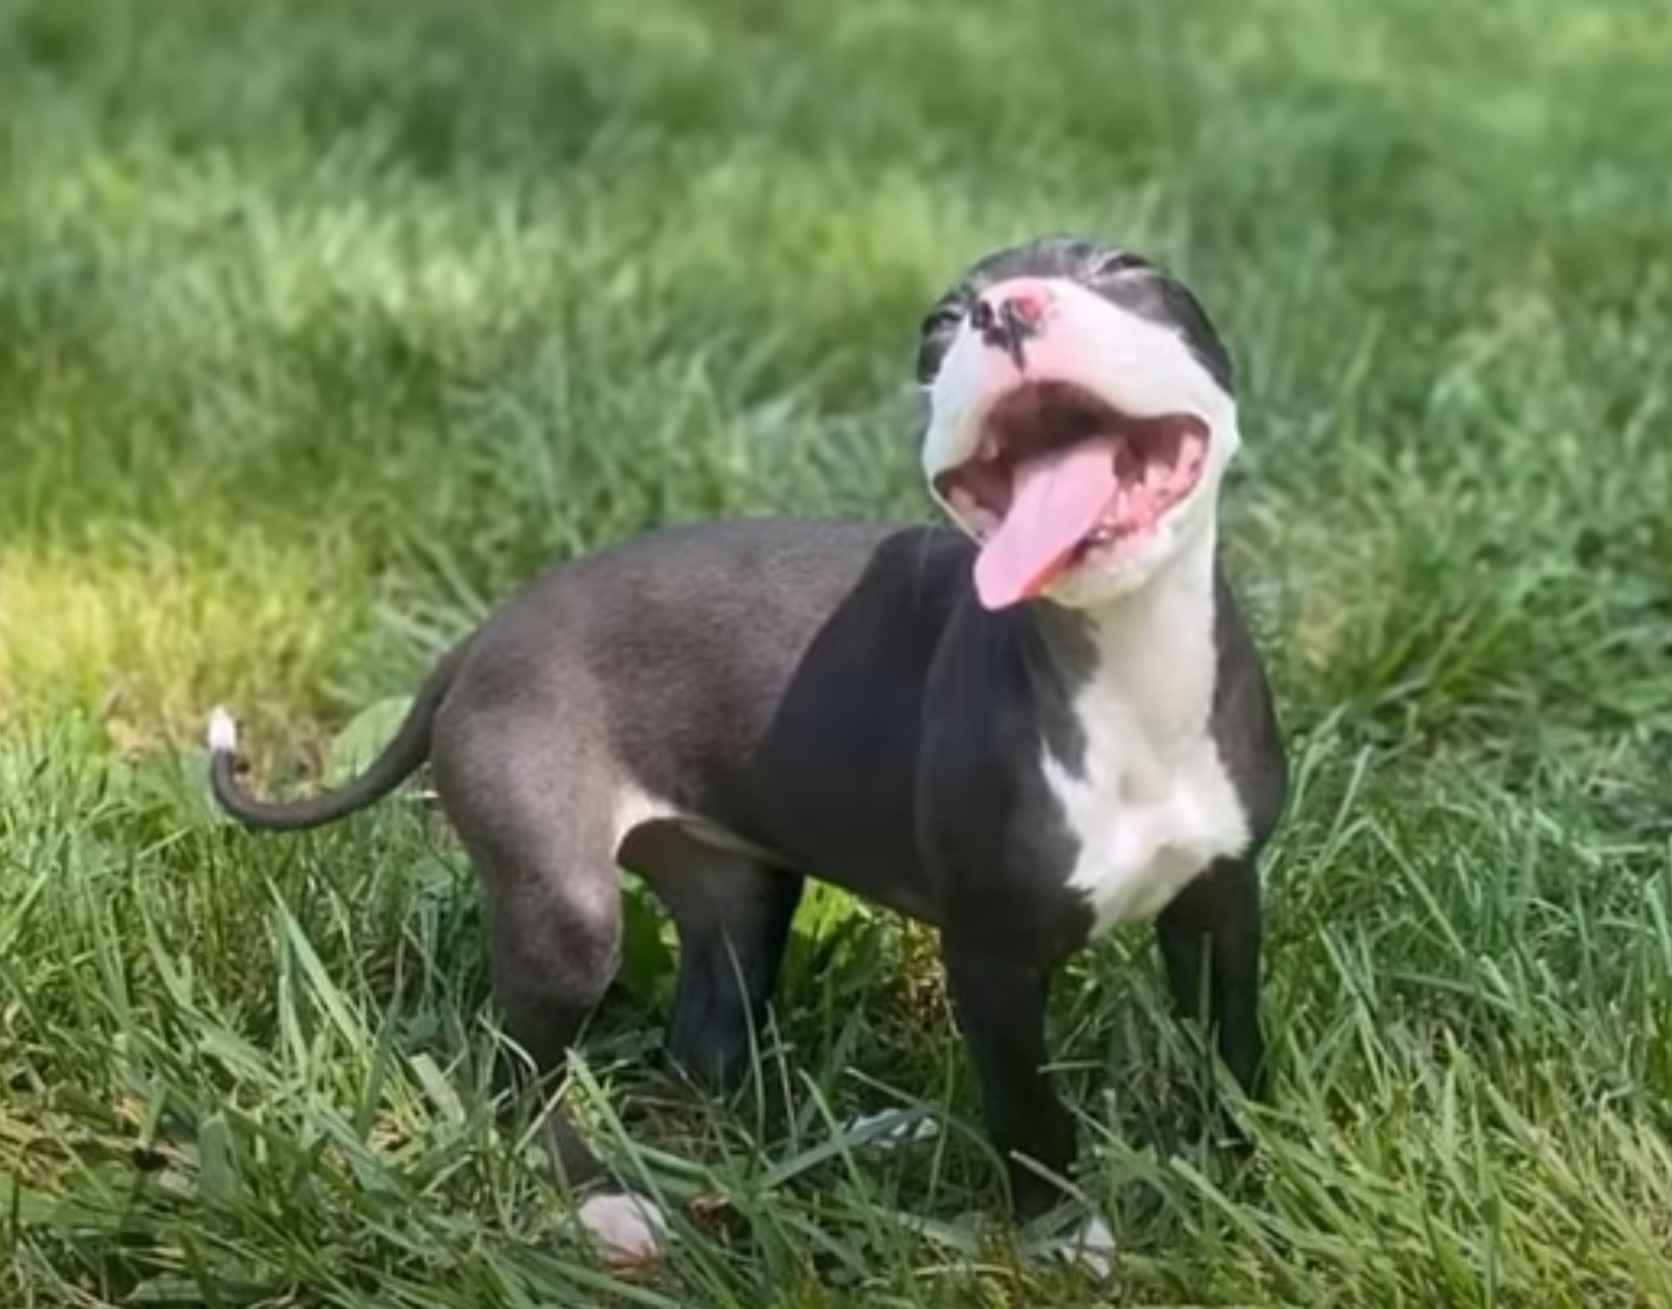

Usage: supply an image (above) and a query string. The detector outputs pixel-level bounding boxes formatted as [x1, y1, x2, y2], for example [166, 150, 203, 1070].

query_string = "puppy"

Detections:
[208, 234, 1287, 1268]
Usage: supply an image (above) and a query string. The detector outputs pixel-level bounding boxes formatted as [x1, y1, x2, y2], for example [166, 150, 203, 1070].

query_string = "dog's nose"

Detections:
[999, 284, 1049, 324]
[971, 282, 1051, 332]
[972, 279, 1053, 366]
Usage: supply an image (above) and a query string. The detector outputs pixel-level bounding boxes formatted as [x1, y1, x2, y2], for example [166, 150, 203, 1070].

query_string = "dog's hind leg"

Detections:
[430, 714, 665, 1264]
[625, 825, 804, 1095]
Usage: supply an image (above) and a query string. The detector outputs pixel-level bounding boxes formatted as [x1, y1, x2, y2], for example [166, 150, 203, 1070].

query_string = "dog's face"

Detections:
[917, 235, 1239, 611]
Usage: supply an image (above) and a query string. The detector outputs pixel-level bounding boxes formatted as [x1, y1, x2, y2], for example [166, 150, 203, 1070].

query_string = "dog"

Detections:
[206, 233, 1288, 1271]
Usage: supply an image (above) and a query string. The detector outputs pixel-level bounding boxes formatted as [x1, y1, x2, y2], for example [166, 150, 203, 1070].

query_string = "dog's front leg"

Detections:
[941, 938, 1076, 1221]
[1155, 854, 1265, 1111]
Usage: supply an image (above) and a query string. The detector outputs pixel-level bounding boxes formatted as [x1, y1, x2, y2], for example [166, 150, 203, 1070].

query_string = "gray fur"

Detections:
[208, 234, 1288, 1253]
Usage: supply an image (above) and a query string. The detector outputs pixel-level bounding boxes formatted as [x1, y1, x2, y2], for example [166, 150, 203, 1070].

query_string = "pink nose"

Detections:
[977, 277, 1053, 325]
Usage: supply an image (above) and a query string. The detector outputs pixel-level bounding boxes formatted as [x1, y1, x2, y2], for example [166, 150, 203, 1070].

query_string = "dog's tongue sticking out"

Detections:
[973, 437, 1119, 610]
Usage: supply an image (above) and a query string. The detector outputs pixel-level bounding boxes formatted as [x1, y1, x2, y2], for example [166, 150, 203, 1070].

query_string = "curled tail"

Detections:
[207, 642, 469, 832]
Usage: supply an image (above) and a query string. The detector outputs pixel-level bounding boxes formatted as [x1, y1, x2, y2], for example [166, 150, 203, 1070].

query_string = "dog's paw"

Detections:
[1048, 1214, 1117, 1281]
[840, 1107, 941, 1151]
[578, 1190, 668, 1270]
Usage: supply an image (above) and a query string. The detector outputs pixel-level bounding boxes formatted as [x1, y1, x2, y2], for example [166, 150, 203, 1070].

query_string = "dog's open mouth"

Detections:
[932, 382, 1208, 609]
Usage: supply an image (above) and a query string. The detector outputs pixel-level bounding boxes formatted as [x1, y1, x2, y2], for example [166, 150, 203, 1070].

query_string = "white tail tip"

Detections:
[207, 707, 239, 754]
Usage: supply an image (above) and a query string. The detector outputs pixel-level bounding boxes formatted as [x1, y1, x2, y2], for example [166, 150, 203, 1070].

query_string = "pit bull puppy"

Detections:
[207, 234, 1287, 1271]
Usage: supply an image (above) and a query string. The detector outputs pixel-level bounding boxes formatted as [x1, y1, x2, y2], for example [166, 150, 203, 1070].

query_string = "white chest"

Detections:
[1042, 689, 1250, 936]
[1037, 555, 1252, 936]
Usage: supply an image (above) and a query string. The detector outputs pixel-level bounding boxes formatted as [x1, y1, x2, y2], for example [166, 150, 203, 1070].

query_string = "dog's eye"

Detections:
[919, 303, 966, 340]
[915, 308, 966, 385]
[915, 303, 967, 385]
[1093, 251, 1150, 278]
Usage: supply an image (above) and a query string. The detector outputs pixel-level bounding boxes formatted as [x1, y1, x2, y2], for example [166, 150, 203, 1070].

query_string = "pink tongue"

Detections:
[973, 436, 1119, 610]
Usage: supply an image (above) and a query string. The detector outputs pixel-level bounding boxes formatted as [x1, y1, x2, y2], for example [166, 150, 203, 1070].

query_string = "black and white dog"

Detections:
[207, 234, 1287, 1269]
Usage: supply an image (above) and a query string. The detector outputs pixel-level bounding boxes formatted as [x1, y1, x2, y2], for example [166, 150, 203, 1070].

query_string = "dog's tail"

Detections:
[206, 642, 470, 832]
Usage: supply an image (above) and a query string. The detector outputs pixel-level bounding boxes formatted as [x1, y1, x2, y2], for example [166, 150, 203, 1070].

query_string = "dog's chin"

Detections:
[944, 482, 1215, 612]
[1042, 513, 1198, 607]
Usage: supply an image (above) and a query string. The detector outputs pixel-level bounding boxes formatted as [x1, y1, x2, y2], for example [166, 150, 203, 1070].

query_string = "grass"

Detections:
[2, 0, 1671, 1303]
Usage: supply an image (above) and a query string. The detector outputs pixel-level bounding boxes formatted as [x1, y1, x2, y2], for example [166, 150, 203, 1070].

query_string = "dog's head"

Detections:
[917, 235, 1238, 611]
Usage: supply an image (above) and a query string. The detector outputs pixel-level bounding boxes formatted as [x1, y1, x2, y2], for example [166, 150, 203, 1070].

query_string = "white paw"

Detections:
[578, 1190, 667, 1268]
[841, 1108, 941, 1151]
[1050, 1214, 1117, 1280]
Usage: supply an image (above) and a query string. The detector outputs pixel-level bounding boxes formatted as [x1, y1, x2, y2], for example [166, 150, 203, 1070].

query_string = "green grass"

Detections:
[3, 0, 1671, 1303]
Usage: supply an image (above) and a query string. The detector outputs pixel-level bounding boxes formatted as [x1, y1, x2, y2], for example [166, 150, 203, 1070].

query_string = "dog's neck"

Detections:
[1034, 522, 1220, 752]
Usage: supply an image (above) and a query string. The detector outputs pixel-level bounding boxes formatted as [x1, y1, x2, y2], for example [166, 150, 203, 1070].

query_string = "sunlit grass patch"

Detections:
[0, 534, 369, 752]
[3, 0, 1672, 1303]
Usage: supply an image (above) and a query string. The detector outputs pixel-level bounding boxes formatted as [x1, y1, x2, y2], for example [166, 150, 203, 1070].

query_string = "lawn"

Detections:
[3, 0, 1671, 1304]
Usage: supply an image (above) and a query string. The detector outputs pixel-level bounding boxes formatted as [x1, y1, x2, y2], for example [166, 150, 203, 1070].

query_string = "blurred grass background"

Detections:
[2, 0, 1671, 1304]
